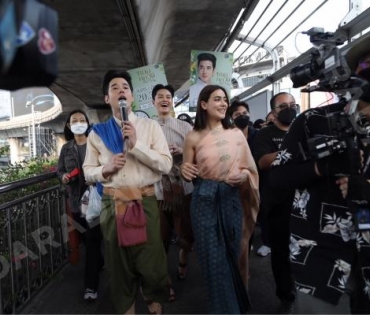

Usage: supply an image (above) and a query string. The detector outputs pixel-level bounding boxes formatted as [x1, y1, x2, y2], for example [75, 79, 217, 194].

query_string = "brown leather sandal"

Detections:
[168, 284, 175, 302]
[177, 249, 188, 280]
[177, 262, 188, 280]
[146, 301, 164, 315]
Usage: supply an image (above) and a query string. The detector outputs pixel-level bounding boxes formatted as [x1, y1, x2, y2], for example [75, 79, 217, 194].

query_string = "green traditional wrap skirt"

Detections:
[100, 193, 168, 314]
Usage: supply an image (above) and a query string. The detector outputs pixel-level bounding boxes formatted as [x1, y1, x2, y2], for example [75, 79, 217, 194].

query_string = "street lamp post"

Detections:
[26, 92, 37, 158]
[31, 101, 36, 157]
[26, 93, 54, 158]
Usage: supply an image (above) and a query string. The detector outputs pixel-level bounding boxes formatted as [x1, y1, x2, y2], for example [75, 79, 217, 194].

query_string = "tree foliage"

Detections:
[0, 157, 58, 184]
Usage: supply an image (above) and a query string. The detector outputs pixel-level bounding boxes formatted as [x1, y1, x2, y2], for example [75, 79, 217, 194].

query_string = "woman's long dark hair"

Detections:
[63, 110, 90, 141]
[193, 85, 233, 131]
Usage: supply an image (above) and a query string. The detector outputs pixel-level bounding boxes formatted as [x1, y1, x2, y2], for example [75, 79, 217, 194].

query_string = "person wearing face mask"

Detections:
[228, 100, 258, 154]
[252, 92, 298, 313]
[57, 110, 104, 302]
[268, 36, 370, 314]
[335, 39, 370, 314]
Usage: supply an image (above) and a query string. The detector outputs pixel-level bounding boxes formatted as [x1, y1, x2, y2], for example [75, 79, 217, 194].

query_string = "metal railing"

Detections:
[0, 173, 67, 314]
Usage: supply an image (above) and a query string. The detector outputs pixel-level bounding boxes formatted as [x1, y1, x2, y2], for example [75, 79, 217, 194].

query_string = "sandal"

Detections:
[168, 284, 175, 302]
[177, 249, 188, 280]
[177, 262, 188, 280]
[146, 301, 164, 315]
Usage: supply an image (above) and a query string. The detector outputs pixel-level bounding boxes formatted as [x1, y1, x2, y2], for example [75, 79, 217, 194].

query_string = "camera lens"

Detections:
[290, 62, 320, 88]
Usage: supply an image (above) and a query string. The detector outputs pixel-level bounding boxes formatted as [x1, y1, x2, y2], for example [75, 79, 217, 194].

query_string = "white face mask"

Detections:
[70, 123, 88, 135]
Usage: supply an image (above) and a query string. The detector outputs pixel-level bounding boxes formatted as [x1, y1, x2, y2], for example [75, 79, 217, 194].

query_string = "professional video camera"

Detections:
[291, 28, 370, 155]
[306, 99, 354, 160]
[0, 0, 58, 91]
[291, 28, 370, 231]
[290, 27, 353, 91]
[290, 28, 370, 138]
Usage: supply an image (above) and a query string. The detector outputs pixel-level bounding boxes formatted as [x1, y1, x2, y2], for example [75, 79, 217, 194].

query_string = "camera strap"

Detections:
[299, 109, 317, 161]
[363, 153, 370, 174]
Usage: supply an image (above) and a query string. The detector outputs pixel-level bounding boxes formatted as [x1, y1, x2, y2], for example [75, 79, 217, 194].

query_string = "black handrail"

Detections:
[0, 172, 59, 195]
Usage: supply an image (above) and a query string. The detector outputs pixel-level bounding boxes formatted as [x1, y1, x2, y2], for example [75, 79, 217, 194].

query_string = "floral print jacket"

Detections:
[270, 103, 370, 305]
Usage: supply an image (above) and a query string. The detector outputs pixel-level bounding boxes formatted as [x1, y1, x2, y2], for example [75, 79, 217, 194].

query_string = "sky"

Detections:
[229, 0, 370, 64]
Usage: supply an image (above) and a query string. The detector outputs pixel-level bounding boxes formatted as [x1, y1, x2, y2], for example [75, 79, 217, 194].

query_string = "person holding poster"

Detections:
[180, 85, 259, 314]
[83, 70, 172, 315]
[152, 83, 194, 302]
[189, 52, 217, 109]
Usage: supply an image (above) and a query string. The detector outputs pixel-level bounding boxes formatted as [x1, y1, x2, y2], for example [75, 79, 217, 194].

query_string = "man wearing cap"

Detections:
[269, 35, 370, 314]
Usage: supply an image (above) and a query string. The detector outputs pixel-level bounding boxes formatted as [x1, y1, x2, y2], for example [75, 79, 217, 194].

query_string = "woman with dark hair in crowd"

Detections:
[57, 109, 104, 302]
[180, 85, 259, 314]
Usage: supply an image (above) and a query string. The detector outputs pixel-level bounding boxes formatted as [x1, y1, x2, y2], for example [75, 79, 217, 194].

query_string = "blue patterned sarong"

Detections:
[191, 178, 251, 314]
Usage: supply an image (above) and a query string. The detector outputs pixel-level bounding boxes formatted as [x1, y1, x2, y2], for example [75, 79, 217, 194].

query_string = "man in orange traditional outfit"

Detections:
[83, 70, 172, 315]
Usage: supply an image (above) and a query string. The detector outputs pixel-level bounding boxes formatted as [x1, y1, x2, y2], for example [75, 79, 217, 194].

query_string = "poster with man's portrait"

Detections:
[189, 50, 233, 112]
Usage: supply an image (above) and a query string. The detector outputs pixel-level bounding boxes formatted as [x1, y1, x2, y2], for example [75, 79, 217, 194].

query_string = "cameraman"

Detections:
[269, 37, 370, 314]
[337, 45, 370, 203]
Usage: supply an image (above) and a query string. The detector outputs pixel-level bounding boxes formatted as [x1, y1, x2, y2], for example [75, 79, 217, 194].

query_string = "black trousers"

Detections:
[267, 193, 296, 302]
[72, 213, 104, 291]
[348, 253, 370, 314]
[257, 201, 270, 247]
[159, 194, 194, 253]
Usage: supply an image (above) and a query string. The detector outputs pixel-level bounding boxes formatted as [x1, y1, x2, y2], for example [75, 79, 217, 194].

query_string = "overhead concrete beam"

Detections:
[25, 0, 244, 127]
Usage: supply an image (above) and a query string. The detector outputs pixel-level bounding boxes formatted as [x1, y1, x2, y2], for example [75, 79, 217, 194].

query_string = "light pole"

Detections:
[31, 101, 36, 157]
[26, 93, 54, 158]
[26, 93, 37, 158]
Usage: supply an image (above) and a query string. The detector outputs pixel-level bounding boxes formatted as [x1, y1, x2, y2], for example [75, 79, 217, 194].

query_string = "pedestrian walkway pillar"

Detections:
[8, 137, 24, 164]
[54, 134, 65, 156]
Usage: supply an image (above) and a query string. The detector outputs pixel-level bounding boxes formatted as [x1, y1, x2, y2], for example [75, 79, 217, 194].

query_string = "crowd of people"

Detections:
[55, 38, 370, 315]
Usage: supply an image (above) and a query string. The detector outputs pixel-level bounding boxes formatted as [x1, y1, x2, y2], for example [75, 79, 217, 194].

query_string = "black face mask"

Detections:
[358, 68, 370, 103]
[234, 115, 250, 129]
[277, 108, 296, 126]
[360, 84, 370, 103]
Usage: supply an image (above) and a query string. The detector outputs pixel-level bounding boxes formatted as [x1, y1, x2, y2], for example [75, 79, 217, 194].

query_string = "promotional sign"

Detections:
[0, 90, 12, 119]
[189, 50, 233, 112]
[128, 63, 168, 118]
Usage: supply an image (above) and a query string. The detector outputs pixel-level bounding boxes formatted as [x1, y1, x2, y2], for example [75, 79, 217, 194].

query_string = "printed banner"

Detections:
[0, 90, 12, 119]
[128, 63, 168, 118]
[189, 50, 233, 112]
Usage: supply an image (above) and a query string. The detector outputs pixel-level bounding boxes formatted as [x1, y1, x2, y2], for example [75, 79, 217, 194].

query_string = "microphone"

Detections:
[119, 98, 128, 123]
[119, 98, 128, 146]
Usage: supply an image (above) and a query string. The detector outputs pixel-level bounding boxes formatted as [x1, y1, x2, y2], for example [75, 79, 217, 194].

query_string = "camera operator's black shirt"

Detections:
[270, 103, 370, 305]
[253, 124, 287, 197]
[253, 124, 286, 162]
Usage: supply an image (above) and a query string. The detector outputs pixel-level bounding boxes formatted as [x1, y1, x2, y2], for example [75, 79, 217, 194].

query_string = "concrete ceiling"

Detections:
[39, 0, 246, 127]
